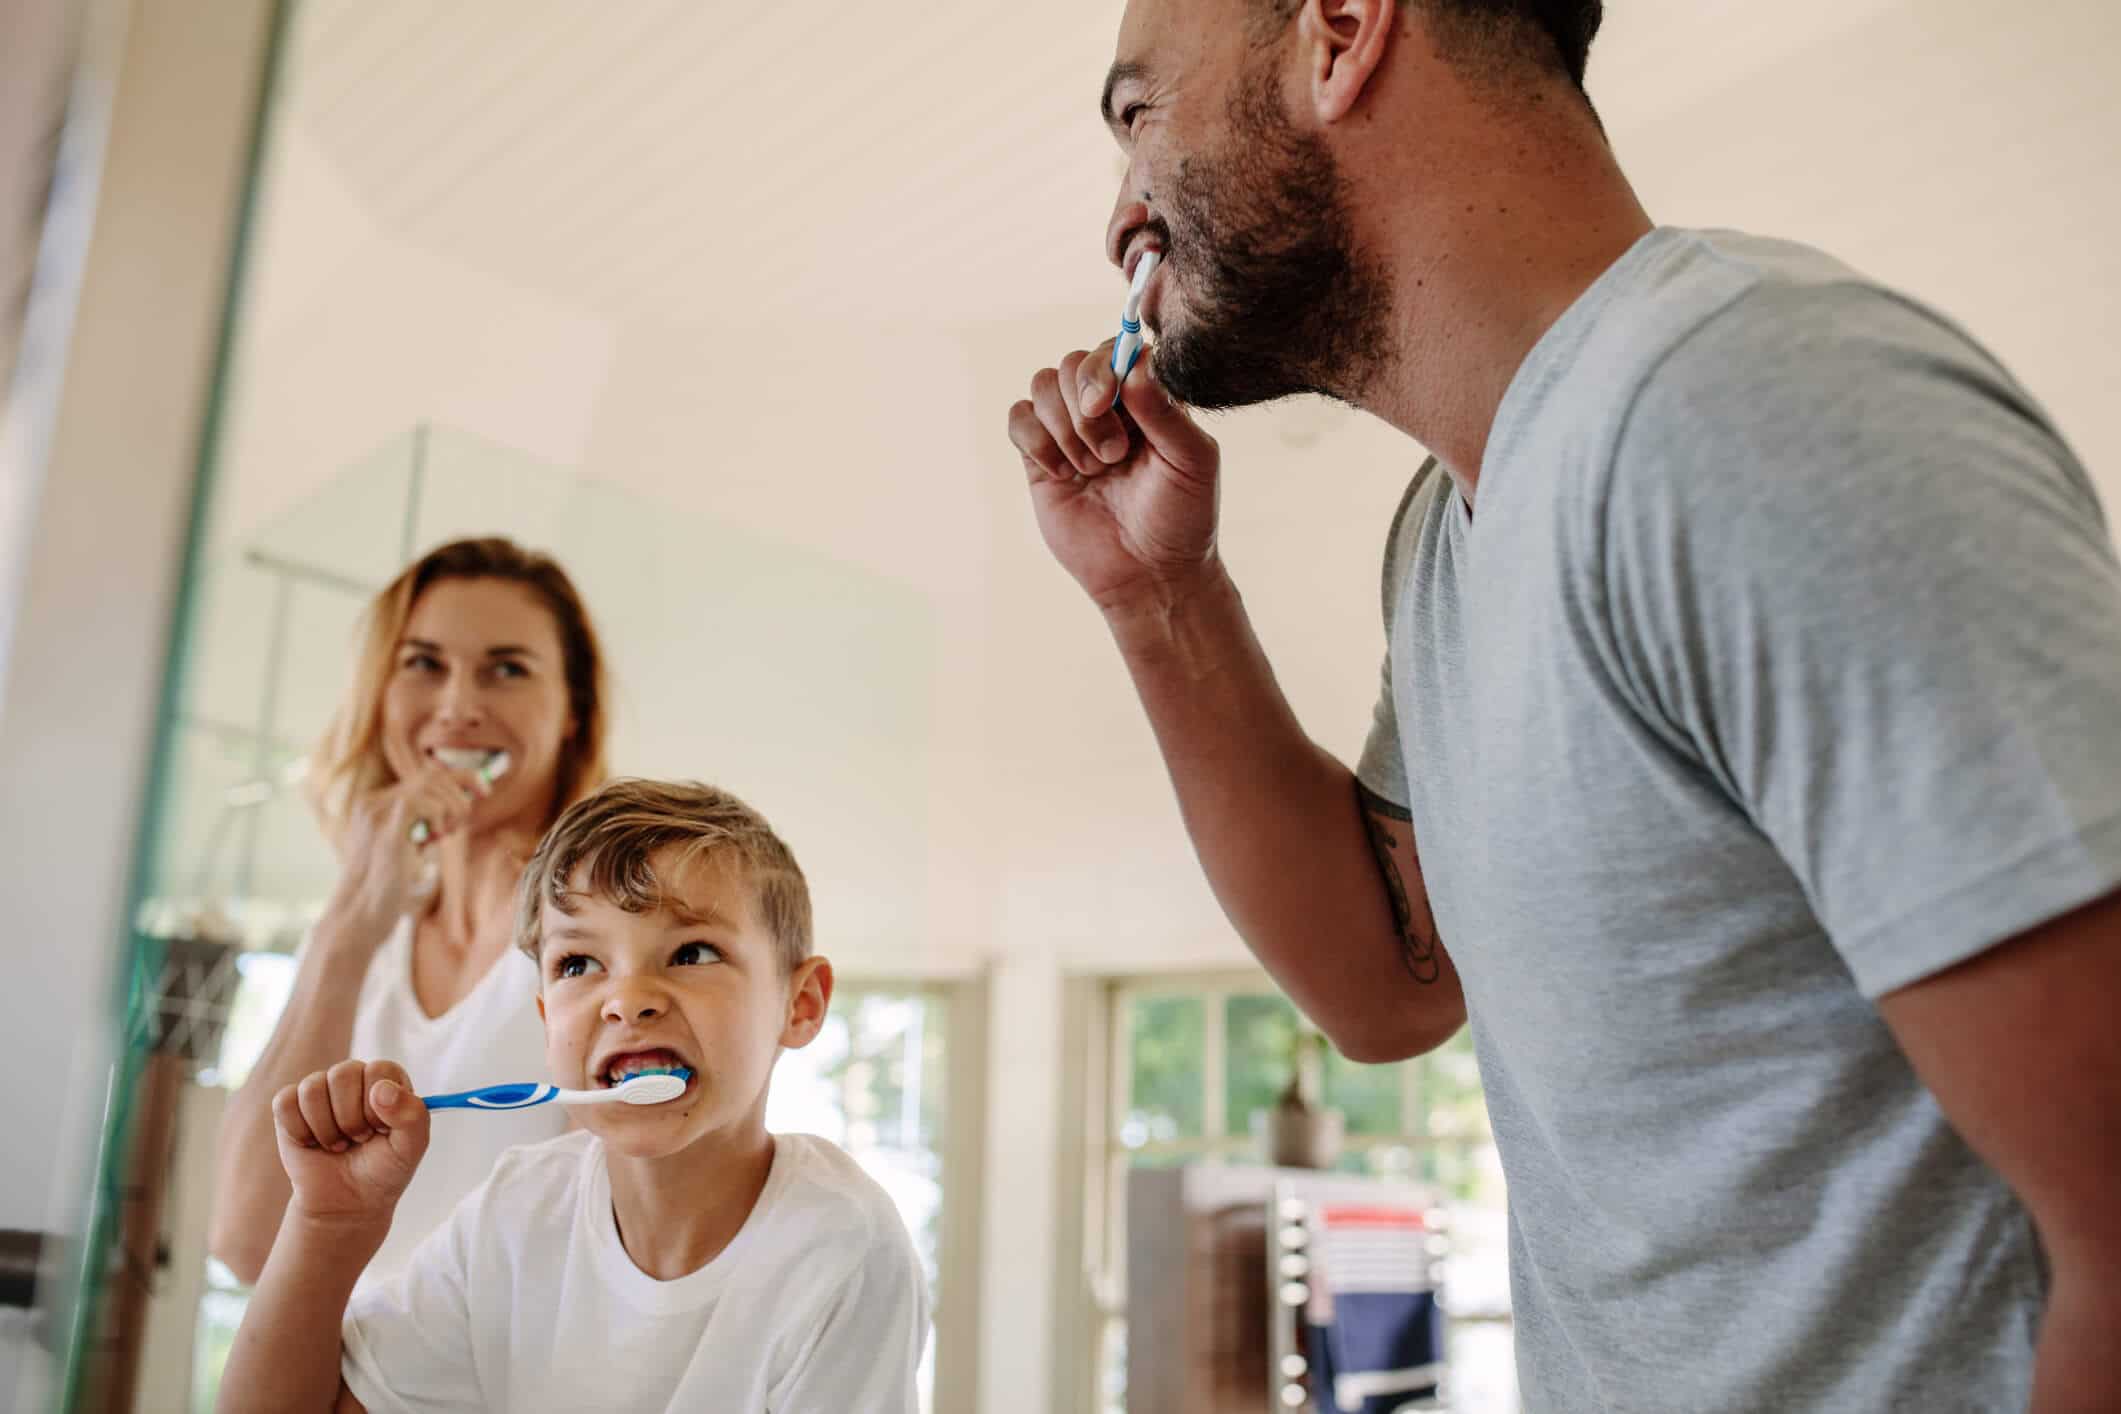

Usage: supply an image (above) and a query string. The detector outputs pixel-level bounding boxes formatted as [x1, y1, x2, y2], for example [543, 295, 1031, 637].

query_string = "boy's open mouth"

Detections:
[593, 1046, 697, 1092]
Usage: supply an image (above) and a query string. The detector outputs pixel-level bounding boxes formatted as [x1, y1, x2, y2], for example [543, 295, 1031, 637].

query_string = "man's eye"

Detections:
[1122, 104, 1145, 134]
[672, 942, 722, 967]
[556, 954, 600, 979]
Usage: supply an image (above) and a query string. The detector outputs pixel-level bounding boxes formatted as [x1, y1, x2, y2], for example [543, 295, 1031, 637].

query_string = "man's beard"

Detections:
[1150, 64, 1396, 411]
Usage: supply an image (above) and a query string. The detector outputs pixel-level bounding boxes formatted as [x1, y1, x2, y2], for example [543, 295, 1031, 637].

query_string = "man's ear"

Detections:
[779, 956, 835, 1050]
[1296, 0, 1397, 125]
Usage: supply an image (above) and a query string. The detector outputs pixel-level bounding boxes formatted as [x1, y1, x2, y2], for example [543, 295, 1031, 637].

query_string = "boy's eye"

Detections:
[554, 953, 601, 979]
[671, 942, 723, 967]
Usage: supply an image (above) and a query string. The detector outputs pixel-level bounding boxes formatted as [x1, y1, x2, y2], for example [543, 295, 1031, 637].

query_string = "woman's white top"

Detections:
[340, 915, 564, 1287]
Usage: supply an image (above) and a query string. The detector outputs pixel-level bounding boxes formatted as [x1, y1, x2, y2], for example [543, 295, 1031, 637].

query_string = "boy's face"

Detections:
[534, 848, 830, 1160]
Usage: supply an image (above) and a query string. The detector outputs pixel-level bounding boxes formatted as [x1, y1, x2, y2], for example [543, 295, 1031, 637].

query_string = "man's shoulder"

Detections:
[1588, 229, 1935, 396]
[1615, 229, 1998, 427]
[1595, 231, 2044, 520]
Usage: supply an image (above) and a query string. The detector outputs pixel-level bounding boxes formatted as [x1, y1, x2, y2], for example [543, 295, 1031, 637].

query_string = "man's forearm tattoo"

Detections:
[1356, 781, 1441, 984]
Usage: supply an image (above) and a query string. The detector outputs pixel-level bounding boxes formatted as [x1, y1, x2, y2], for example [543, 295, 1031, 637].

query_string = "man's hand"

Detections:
[1007, 342, 1223, 614]
[271, 1058, 429, 1228]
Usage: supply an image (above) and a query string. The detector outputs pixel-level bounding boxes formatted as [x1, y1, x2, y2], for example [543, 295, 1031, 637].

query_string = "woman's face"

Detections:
[379, 577, 577, 832]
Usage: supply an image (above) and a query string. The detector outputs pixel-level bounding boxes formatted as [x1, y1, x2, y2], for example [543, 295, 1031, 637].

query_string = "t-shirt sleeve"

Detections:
[1596, 281, 2121, 998]
[1355, 460, 1441, 809]
[340, 1178, 488, 1414]
[768, 1209, 930, 1413]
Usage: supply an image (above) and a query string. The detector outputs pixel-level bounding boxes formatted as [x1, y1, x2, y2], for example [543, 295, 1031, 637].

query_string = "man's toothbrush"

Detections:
[1110, 249, 1161, 384]
[422, 1067, 693, 1112]
[409, 748, 511, 845]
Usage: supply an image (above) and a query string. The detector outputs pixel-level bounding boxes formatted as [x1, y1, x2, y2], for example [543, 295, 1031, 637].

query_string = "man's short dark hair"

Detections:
[1250, 0, 1603, 95]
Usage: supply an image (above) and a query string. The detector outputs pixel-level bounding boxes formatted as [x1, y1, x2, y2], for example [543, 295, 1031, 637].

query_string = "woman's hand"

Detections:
[317, 758, 492, 952]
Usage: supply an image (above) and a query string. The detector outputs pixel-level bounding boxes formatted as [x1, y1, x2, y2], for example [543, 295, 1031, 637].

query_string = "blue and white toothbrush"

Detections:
[422, 1068, 691, 1113]
[1110, 249, 1161, 384]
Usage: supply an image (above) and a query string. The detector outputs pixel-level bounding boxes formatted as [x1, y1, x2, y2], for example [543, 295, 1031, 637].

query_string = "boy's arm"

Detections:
[216, 1059, 428, 1414]
[217, 1212, 380, 1414]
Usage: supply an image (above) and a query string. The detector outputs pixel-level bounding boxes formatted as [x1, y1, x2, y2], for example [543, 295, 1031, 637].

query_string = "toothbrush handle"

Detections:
[1112, 322, 1144, 383]
[421, 1082, 559, 1112]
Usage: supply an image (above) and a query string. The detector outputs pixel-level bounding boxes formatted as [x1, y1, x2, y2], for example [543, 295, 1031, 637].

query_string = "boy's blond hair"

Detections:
[516, 779, 813, 974]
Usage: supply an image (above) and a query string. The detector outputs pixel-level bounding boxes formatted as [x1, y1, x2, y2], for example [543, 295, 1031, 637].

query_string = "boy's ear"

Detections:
[779, 956, 834, 1050]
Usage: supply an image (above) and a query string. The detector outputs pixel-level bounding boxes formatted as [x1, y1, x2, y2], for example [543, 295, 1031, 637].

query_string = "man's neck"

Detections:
[605, 1124, 777, 1282]
[1351, 127, 1651, 505]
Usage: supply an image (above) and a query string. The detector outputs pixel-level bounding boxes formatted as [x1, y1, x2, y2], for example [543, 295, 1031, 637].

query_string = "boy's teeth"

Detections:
[605, 1061, 692, 1086]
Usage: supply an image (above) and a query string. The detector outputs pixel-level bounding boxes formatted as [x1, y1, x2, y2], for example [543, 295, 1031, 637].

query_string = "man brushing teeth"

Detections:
[219, 779, 929, 1413]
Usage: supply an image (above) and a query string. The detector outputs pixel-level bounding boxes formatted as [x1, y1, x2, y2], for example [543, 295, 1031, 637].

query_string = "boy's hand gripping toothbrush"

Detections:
[422, 1065, 693, 1113]
[408, 748, 511, 845]
[1110, 249, 1161, 385]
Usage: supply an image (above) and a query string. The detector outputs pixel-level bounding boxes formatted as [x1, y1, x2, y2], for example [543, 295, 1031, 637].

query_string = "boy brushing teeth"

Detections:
[218, 779, 927, 1413]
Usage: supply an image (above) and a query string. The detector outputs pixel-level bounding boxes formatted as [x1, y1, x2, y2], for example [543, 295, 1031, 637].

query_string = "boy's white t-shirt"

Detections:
[334, 917, 566, 1288]
[341, 1130, 929, 1414]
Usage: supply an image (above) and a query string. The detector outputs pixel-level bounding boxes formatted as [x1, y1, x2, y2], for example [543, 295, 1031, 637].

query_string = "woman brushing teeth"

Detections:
[209, 537, 614, 1292]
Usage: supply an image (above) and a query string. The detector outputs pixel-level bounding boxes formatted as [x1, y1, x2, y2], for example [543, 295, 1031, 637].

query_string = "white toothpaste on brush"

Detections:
[1110, 249, 1161, 384]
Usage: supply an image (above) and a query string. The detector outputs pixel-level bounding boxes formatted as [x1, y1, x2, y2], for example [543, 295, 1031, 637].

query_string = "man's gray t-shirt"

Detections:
[1357, 227, 2121, 1412]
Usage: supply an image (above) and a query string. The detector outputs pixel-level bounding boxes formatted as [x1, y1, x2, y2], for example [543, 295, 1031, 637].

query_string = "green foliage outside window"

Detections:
[1122, 988, 1495, 1204]
[1126, 995, 1204, 1142]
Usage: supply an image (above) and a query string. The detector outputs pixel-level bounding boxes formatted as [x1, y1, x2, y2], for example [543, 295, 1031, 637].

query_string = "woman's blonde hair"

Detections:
[310, 537, 609, 842]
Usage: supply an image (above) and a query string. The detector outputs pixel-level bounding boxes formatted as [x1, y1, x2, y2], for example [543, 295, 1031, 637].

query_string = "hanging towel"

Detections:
[1303, 1204, 1443, 1414]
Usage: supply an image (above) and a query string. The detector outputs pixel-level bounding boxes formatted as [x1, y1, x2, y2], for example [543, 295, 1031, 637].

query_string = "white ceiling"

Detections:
[284, 0, 1129, 330]
[278, 0, 1921, 332]
[194, 0, 2121, 972]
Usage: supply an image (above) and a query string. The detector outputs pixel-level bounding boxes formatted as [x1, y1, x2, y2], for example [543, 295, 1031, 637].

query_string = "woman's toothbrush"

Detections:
[1110, 249, 1161, 384]
[422, 1067, 693, 1112]
[409, 748, 511, 845]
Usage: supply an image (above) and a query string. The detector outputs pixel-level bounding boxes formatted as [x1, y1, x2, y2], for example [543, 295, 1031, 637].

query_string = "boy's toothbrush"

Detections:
[409, 748, 511, 845]
[1110, 249, 1161, 384]
[422, 1067, 693, 1112]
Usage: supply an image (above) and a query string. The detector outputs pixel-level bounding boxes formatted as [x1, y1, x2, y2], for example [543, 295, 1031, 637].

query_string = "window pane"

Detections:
[1126, 995, 1204, 1143]
[766, 987, 946, 1412]
[1322, 1044, 1403, 1135]
[1222, 992, 1299, 1137]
